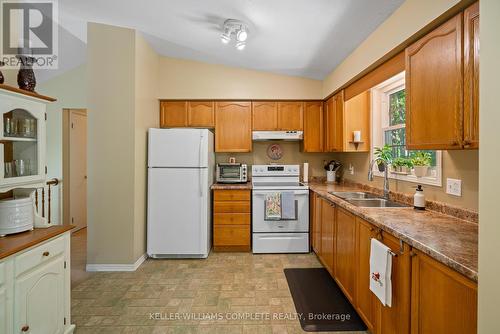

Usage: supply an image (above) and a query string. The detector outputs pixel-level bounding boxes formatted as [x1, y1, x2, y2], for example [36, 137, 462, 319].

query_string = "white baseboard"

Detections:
[86, 253, 147, 272]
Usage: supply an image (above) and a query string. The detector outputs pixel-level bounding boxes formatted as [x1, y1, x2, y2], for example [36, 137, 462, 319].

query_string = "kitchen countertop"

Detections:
[211, 182, 253, 190]
[307, 182, 478, 282]
[0, 225, 75, 260]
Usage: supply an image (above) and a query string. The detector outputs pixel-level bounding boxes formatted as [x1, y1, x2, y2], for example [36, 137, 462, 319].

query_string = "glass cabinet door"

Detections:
[1, 109, 40, 180]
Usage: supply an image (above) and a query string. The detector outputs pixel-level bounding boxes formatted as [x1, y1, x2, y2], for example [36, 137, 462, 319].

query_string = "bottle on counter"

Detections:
[414, 185, 425, 210]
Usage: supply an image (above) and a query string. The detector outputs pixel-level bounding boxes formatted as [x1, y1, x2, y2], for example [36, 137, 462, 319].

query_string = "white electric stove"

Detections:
[251, 164, 309, 253]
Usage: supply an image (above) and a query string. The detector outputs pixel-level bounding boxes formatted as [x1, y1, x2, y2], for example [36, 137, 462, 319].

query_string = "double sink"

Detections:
[329, 191, 409, 208]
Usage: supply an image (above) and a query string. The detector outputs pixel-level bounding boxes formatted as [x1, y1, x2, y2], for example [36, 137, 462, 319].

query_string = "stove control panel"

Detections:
[252, 164, 300, 176]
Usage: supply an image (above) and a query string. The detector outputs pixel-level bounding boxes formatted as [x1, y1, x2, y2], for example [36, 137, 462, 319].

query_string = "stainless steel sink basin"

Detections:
[346, 198, 409, 208]
[329, 191, 379, 199]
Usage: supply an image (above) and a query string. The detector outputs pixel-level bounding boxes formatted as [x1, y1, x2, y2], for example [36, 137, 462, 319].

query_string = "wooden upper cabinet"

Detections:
[325, 91, 345, 152]
[252, 101, 278, 130]
[463, 2, 479, 149]
[343, 91, 370, 152]
[215, 101, 252, 152]
[277, 102, 303, 130]
[303, 101, 324, 152]
[188, 101, 215, 127]
[334, 207, 356, 303]
[160, 101, 188, 127]
[411, 249, 477, 334]
[405, 14, 463, 150]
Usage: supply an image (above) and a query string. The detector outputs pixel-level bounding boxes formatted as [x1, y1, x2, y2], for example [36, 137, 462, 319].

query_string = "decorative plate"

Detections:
[267, 144, 283, 160]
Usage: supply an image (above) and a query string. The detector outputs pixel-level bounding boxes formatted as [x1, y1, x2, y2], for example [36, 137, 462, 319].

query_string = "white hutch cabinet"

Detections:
[0, 87, 49, 193]
[0, 85, 74, 333]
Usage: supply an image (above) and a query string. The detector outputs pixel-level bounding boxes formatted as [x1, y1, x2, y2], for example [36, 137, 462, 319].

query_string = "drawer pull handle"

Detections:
[42, 251, 50, 257]
[22, 325, 29, 332]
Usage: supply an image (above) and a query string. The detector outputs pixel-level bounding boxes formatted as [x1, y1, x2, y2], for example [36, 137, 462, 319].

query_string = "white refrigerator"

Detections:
[147, 128, 214, 258]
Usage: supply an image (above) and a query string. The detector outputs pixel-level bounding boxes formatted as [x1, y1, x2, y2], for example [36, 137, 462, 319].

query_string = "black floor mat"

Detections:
[284, 268, 367, 332]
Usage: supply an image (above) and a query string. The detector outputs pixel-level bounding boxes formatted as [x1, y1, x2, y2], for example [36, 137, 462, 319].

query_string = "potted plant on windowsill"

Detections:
[411, 152, 432, 177]
[374, 145, 393, 172]
[391, 157, 413, 174]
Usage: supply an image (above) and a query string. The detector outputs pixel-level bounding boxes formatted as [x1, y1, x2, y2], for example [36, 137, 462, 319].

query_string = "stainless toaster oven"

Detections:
[216, 163, 248, 183]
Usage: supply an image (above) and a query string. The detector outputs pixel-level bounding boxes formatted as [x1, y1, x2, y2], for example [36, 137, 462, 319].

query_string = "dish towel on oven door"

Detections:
[281, 191, 295, 220]
[265, 193, 281, 220]
[369, 238, 392, 307]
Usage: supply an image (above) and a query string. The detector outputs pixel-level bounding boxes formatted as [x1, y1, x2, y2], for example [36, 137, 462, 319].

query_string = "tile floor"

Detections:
[71, 231, 367, 334]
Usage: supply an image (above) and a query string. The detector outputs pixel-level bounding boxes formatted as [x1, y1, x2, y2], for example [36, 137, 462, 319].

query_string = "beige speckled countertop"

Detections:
[307, 181, 478, 282]
[211, 182, 252, 190]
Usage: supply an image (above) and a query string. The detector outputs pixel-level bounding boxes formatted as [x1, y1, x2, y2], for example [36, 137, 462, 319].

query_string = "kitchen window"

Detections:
[371, 72, 442, 186]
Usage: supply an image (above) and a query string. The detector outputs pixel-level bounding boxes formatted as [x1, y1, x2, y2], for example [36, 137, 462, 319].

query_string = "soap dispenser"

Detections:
[414, 185, 425, 210]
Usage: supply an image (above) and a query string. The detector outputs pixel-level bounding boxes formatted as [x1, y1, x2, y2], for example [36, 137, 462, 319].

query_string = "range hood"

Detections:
[252, 131, 303, 141]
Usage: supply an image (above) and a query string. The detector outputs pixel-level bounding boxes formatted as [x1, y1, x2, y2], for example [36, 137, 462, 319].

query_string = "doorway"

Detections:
[63, 109, 87, 232]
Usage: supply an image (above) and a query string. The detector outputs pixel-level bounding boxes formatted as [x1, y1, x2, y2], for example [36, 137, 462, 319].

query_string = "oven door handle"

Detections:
[252, 190, 309, 196]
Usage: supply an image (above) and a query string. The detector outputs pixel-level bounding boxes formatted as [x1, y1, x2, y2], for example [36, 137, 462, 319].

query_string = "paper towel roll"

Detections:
[303, 163, 309, 183]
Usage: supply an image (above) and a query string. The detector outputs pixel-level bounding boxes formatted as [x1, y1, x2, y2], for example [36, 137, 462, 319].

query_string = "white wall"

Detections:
[478, 0, 500, 332]
[36, 65, 87, 225]
[322, 0, 460, 97]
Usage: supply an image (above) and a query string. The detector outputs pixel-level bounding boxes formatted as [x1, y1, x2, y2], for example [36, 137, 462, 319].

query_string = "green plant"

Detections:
[374, 145, 393, 165]
[411, 151, 432, 167]
[392, 157, 406, 167]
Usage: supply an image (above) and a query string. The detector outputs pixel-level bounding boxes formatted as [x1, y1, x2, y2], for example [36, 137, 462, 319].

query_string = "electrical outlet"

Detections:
[446, 178, 462, 196]
[348, 164, 354, 175]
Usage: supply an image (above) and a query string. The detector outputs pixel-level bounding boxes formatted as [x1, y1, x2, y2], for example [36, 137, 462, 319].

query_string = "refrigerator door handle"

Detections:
[199, 133, 204, 196]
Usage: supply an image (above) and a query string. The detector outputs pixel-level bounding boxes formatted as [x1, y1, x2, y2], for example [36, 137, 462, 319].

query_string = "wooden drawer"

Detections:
[214, 190, 250, 201]
[214, 225, 250, 246]
[214, 213, 250, 225]
[15, 236, 66, 277]
[214, 201, 251, 213]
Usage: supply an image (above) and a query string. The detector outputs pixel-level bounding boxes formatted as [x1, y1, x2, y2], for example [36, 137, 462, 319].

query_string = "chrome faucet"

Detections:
[368, 159, 390, 200]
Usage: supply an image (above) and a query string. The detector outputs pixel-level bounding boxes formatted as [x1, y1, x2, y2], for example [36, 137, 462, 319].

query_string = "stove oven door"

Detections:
[252, 189, 309, 233]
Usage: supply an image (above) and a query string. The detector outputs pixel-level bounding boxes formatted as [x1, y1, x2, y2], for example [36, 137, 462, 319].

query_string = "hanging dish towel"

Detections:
[265, 193, 281, 220]
[369, 238, 392, 307]
[281, 191, 296, 220]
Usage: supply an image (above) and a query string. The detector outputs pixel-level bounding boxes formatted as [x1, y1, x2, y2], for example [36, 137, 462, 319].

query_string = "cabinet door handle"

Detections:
[42, 251, 50, 257]
[21, 325, 29, 332]
[463, 139, 471, 148]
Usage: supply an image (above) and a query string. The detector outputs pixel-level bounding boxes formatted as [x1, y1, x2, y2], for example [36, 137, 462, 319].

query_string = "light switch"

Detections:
[446, 178, 462, 196]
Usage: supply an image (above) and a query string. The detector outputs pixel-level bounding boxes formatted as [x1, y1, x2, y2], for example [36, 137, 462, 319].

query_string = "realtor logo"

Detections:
[0, 0, 58, 69]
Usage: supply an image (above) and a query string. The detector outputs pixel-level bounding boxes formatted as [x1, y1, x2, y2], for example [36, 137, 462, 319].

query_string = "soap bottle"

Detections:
[414, 185, 425, 210]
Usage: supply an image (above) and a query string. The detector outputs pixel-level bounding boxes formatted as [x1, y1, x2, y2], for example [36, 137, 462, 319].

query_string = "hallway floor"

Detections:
[70, 232, 366, 334]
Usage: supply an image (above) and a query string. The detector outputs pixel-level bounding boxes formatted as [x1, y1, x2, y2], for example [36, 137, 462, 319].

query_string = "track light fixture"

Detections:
[220, 19, 249, 50]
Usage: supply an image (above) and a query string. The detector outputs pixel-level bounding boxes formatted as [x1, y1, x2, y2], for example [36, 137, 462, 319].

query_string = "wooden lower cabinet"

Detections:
[311, 193, 322, 254]
[319, 198, 335, 275]
[410, 249, 477, 334]
[378, 231, 411, 334]
[334, 207, 356, 303]
[355, 218, 378, 332]
[213, 189, 251, 251]
[310, 192, 477, 333]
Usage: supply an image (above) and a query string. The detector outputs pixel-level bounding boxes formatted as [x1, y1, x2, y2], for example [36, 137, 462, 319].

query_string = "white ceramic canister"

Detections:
[0, 196, 34, 236]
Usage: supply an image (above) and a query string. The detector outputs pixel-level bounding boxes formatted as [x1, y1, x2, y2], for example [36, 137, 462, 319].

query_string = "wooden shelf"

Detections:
[348, 141, 364, 150]
[0, 84, 56, 102]
[1, 136, 37, 142]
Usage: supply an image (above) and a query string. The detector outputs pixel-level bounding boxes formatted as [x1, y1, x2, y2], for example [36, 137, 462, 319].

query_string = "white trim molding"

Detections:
[86, 253, 148, 272]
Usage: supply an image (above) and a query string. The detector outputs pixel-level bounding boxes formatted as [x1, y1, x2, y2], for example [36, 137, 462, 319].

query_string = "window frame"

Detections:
[370, 72, 442, 187]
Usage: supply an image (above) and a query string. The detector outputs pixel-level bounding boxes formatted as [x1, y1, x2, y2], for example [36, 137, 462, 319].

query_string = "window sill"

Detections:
[373, 170, 442, 187]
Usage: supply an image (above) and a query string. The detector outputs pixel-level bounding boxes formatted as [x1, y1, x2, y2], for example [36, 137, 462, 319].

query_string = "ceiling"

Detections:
[43, 0, 405, 82]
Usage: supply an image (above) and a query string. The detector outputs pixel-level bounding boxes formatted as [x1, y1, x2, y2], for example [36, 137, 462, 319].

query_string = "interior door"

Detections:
[14, 257, 65, 334]
[69, 110, 87, 231]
